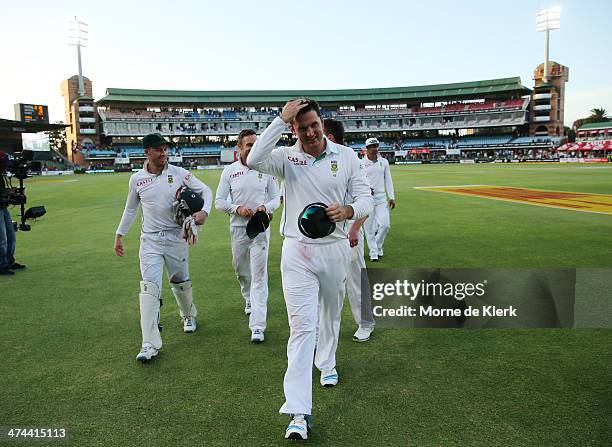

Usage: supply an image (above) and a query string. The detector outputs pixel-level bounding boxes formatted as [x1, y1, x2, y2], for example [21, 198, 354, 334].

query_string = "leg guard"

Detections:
[171, 280, 198, 318]
[139, 281, 162, 350]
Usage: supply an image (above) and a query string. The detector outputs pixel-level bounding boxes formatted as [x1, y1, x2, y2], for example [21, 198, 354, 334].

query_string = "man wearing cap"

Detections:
[215, 129, 280, 343]
[363, 137, 396, 262]
[114, 133, 213, 362]
[247, 99, 373, 440]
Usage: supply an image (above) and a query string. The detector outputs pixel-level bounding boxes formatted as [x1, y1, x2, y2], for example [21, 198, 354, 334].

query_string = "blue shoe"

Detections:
[285, 414, 312, 440]
[320, 368, 339, 387]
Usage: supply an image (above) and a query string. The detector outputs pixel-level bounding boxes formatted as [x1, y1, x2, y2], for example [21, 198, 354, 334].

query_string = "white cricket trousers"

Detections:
[279, 238, 350, 415]
[230, 226, 270, 331]
[139, 230, 192, 348]
[364, 197, 390, 258]
[345, 231, 376, 329]
[140, 230, 190, 289]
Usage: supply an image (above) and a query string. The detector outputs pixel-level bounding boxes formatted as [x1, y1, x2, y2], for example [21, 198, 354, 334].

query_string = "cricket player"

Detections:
[247, 99, 373, 440]
[215, 129, 280, 343]
[323, 120, 376, 342]
[362, 137, 396, 261]
[114, 133, 213, 362]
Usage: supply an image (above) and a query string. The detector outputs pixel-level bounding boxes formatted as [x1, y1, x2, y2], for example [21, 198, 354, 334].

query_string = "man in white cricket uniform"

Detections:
[247, 99, 373, 440]
[362, 137, 396, 262]
[215, 129, 280, 343]
[114, 133, 213, 362]
[323, 119, 375, 342]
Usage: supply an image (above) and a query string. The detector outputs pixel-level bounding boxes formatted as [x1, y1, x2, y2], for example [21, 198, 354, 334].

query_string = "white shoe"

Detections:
[183, 315, 197, 333]
[320, 368, 339, 387]
[353, 326, 373, 342]
[136, 343, 158, 362]
[251, 329, 264, 343]
[244, 302, 251, 315]
[284, 414, 312, 440]
[369, 254, 379, 262]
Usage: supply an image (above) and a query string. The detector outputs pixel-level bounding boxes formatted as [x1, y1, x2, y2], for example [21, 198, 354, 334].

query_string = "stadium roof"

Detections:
[577, 121, 612, 131]
[98, 77, 531, 106]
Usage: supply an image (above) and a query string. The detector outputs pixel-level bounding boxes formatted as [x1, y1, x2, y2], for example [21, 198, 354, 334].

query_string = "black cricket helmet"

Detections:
[246, 210, 270, 239]
[174, 186, 204, 224]
[298, 202, 336, 239]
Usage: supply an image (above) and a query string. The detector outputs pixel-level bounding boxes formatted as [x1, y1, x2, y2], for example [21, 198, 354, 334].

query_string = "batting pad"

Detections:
[171, 280, 198, 318]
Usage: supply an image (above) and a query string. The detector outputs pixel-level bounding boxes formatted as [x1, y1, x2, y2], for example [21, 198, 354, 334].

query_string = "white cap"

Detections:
[365, 137, 380, 147]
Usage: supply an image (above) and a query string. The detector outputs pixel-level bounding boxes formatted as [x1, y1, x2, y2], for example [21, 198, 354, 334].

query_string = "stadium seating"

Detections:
[403, 137, 452, 148]
[509, 136, 551, 144]
[444, 103, 467, 112]
[180, 145, 222, 155]
[86, 149, 116, 156]
[456, 135, 512, 146]
[113, 146, 144, 156]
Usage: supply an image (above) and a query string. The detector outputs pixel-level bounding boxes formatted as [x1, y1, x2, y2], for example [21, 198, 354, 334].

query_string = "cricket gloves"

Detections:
[182, 215, 199, 246]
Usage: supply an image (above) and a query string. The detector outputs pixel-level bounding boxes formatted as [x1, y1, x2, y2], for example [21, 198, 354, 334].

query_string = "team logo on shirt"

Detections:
[168, 175, 174, 184]
[258, 172, 263, 179]
[331, 160, 338, 176]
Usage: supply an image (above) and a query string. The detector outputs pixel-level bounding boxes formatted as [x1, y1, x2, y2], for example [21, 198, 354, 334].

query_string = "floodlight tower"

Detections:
[530, 6, 568, 137]
[63, 16, 99, 164]
[536, 6, 560, 83]
[69, 17, 89, 97]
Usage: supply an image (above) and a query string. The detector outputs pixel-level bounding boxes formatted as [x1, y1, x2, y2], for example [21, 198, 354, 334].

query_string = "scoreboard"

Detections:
[14, 103, 49, 124]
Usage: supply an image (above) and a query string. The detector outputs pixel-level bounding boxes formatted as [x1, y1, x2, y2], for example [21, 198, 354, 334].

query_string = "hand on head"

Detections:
[281, 99, 310, 124]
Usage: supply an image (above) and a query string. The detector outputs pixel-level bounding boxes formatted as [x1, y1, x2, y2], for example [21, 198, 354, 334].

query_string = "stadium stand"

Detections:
[83, 77, 577, 167]
[403, 137, 452, 147]
[576, 121, 612, 141]
[456, 135, 513, 146]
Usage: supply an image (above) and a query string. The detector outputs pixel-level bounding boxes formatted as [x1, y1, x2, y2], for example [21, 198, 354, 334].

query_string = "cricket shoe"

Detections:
[320, 368, 339, 387]
[136, 343, 158, 362]
[369, 254, 379, 262]
[183, 315, 197, 333]
[244, 301, 252, 315]
[353, 326, 373, 342]
[285, 414, 312, 440]
[251, 329, 264, 343]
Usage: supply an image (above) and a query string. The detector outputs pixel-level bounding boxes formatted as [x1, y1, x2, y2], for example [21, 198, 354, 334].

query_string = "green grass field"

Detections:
[1, 164, 611, 446]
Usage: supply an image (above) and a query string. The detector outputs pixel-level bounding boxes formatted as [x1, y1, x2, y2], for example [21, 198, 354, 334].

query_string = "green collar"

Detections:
[314, 152, 327, 163]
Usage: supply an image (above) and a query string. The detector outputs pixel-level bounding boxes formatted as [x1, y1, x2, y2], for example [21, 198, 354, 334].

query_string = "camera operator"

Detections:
[0, 151, 25, 276]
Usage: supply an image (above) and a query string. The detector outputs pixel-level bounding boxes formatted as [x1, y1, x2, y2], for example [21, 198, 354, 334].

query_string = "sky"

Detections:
[1, 0, 611, 127]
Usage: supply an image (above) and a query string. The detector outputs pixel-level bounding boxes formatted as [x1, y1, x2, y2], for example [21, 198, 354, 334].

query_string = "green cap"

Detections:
[143, 133, 172, 149]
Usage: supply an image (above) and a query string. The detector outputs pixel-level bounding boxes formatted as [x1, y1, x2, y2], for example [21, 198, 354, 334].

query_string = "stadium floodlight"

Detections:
[536, 6, 561, 83]
[68, 16, 89, 97]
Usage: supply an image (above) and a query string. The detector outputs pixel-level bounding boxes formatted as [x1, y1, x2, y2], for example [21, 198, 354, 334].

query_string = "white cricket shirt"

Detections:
[215, 159, 280, 227]
[246, 116, 373, 244]
[363, 156, 395, 204]
[116, 162, 213, 235]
